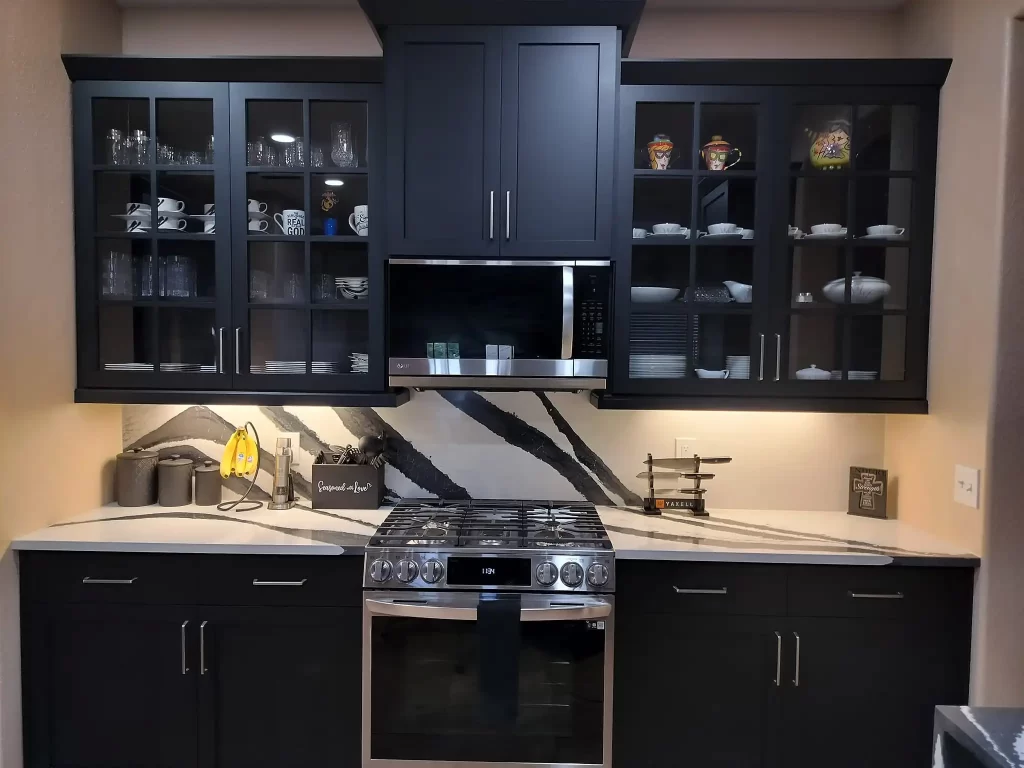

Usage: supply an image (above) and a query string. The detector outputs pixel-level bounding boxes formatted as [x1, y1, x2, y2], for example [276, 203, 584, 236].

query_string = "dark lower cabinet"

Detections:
[23, 603, 198, 768]
[198, 607, 362, 768]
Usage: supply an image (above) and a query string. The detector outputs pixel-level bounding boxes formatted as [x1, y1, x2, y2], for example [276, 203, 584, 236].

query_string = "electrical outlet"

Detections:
[953, 465, 980, 509]
[675, 437, 697, 458]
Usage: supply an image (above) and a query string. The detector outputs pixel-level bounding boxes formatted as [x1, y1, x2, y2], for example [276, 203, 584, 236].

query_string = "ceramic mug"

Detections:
[157, 197, 185, 212]
[275, 209, 305, 235]
[811, 223, 846, 235]
[632, 228, 647, 239]
[348, 204, 368, 236]
[247, 199, 268, 214]
[204, 221, 216, 234]
[157, 216, 188, 231]
[652, 223, 685, 235]
[248, 218, 269, 232]
[125, 202, 150, 216]
[867, 224, 906, 237]
[203, 203, 215, 215]
[125, 219, 149, 232]
[707, 223, 739, 235]
[741, 228, 755, 239]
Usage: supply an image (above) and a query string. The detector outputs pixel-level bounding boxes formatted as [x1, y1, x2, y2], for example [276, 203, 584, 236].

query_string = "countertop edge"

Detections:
[10, 540, 360, 556]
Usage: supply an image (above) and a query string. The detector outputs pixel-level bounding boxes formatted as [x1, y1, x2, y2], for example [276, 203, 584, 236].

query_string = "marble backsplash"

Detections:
[122, 392, 885, 510]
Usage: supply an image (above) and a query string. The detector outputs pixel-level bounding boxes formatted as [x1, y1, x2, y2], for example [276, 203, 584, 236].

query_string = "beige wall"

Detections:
[0, 1, 123, 765]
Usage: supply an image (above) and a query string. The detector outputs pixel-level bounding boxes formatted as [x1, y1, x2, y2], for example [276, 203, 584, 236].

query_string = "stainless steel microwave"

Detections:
[388, 259, 611, 390]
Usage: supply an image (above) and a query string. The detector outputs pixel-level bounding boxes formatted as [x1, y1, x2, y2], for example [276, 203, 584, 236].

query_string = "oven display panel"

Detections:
[446, 557, 532, 586]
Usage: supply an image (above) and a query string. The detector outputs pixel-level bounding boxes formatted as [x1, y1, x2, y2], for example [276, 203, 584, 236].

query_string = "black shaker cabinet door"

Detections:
[499, 27, 618, 258]
[385, 27, 502, 257]
[197, 607, 362, 768]
[22, 603, 198, 768]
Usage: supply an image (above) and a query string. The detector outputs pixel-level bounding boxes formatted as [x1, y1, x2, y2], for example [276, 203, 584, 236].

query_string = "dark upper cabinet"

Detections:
[386, 26, 617, 258]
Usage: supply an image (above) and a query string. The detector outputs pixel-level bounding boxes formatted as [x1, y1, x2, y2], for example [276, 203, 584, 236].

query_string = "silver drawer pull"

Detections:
[848, 591, 904, 599]
[252, 579, 308, 587]
[672, 586, 728, 595]
[82, 577, 138, 585]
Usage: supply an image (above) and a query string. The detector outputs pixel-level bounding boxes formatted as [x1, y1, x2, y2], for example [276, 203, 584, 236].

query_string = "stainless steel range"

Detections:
[362, 499, 615, 768]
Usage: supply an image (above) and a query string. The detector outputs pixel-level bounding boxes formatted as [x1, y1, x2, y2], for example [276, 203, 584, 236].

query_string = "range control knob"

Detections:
[396, 559, 419, 583]
[587, 562, 610, 587]
[560, 562, 585, 588]
[421, 559, 444, 584]
[536, 561, 559, 586]
[369, 559, 393, 583]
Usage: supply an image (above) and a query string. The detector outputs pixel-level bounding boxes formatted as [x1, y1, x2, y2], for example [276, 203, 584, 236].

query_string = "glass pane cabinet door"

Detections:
[78, 84, 231, 389]
[231, 85, 379, 391]
[623, 94, 765, 391]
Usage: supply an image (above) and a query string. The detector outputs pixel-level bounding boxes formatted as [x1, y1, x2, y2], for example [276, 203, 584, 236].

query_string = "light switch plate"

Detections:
[954, 465, 980, 509]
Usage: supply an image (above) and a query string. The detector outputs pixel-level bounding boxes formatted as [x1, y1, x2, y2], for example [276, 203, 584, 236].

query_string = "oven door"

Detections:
[387, 260, 610, 390]
[363, 591, 613, 768]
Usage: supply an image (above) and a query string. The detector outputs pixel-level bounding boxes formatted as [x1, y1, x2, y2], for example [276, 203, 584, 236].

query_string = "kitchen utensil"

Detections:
[158, 454, 193, 507]
[640, 452, 733, 515]
[331, 121, 357, 168]
[647, 134, 676, 170]
[268, 437, 295, 510]
[115, 448, 159, 507]
[723, 280, 752, 303]
[358, 433, 386, 468]
[701, 135, 742, 171]
[796, 364, 832, 381]
[822, 272, 891, 304]
[631, 286, 680, 303]
[194, 460, 222, 506]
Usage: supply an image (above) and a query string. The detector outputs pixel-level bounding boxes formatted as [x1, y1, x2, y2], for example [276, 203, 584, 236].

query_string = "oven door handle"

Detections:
[365, 596, 612, 622]
[561, 265, 574, 360]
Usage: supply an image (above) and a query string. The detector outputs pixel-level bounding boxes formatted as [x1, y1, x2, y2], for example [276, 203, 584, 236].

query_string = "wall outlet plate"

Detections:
[675, 437, 697, 458]
[953, 465, 980, 509]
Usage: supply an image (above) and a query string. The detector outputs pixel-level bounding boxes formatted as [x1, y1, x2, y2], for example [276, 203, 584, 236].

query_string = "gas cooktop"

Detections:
[364, 498, 615, 592]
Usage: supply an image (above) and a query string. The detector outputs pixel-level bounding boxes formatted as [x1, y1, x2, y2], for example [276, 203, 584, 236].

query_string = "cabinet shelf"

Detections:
[248, 299, 369, 310]
[245, 166, 368, 174]
[633, 169, 691, 178]
[788, 169, 916, 179]
[308, 235, 369, 243]
[631, 301, 751, 314]
[590, 391, 928, 413]
[75, 387, 411, 407]
[98, 299, 217, 308]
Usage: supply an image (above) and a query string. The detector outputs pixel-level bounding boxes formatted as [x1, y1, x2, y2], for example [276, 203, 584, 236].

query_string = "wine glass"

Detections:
[330, 121, 356, 168]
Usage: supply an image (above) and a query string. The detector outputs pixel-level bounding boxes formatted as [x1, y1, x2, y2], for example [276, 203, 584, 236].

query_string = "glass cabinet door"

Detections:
[78, 83, 231, 389]
[778, 96, 923, 394]
[620, 90, 769, 392]
[230, 84, 380, 391]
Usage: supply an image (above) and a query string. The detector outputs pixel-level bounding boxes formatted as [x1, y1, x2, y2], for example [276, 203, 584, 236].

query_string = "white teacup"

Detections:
[157, 216, 188, 231]
[247, 199, 268, 214]
[248, 218, 269, 232]
[652, 223, 685, 235]
[126, 202, 150, 216]
[632, 228, 648, 239]
[203, 203, 216, 215]
[788, 224, 802, 236]
[204, 221, 216, 234]
[348, 204, 368, 236]
[741, 228, 755, 239]
[708, 223, 739, 235]
[125, 219, 149, 233]
[867, 224, 906, 237]
[811, 223, 846, 235]
[695, 369, 730, 379]
[275, 209, 306, 235]
[157, 197, 185, 213]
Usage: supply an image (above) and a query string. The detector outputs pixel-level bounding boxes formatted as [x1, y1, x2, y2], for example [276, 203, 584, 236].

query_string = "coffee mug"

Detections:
[707, 223, 739, 235]
[632, 228, 647, 239]
[158, 216, 188, 231]
[203, 203, 215, 215]
[275, 209, 305, 235]
[126, 202, 150, 216]
[348, 204, 368, 236]
[125, 219, 149, 232]
[788, 224, 802, 236]
[157, 197, 185, 212]
[248, 218, 269, 232]
[247, 199, 268, 214]
[741, 228, 755, 239]
[204, 221, 216, 234]
[811, 223, 846, 235]
[867, 224, 906, 237]
[652, 223, 684, 235]
[324, 217, 338, 236]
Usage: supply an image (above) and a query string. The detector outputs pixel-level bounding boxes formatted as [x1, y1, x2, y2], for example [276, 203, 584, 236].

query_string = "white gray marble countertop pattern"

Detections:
[12, 503, 978, 565]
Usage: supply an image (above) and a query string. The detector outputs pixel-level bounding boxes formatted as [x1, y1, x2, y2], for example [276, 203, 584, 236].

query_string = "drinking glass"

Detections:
[134, 254, 155, 297]
[101, 251, 132, 297]
[127, 129, 149, 165]
[105, 129, 124, 165]
[284, 143, 299, 168]
[249, 270, 270, 300]
[331, 121, 356, 168]
[183, 150, 203, 166]
[314, 273, 336, 301]
[280, 272, 303, 300]
[204, 135, 215, 164]
[249, 136, 267, 166]
[266, 145, 278, 167]
[311, 146, 325, 168]
[156, 143, 175, 164]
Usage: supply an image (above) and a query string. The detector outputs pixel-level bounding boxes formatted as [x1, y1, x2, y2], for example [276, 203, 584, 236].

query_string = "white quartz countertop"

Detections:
[12, 502, 978, 565]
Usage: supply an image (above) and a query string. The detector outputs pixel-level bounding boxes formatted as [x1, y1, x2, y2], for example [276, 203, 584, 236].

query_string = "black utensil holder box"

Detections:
[311, 464, 384, 509]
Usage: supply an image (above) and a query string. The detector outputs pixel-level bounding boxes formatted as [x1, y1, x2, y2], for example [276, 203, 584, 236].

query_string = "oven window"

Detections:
[370, 615, 606, 764]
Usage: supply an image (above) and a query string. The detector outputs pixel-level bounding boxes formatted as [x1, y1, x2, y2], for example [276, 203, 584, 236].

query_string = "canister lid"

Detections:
[117, 448, 158, 461]
[195, 460, 219, 473]
[158, 454, 193, 468]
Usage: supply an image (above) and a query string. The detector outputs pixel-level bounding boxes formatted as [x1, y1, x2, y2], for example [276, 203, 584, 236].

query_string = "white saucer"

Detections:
[859, 233, 906, 240]
[802, 233, 847, 240]
[701, 232, 743, 238]
[191, 213, 216, 221]
[247, 211, 270, 220]
[649, 232, 689, 237]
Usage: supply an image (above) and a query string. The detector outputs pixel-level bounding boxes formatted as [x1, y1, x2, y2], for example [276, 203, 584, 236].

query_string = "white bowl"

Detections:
[631, 286, 680, 303]
[795, 364, 832, 381]
[723, 281, 752, 303]
[695, 369, 729, 379]
[707, 223, 739, 235]
[822, 272, 891, 304]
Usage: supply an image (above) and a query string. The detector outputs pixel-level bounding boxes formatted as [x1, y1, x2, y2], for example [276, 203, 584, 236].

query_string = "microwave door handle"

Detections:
[561, 266, 574, 360]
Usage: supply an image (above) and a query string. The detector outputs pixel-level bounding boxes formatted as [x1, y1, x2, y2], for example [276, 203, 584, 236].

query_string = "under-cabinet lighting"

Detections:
[270, 133, 296, 143]
[324, 179, 345, 187]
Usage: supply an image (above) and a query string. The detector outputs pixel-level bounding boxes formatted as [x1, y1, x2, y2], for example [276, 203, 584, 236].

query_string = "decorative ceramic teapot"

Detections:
[807, 118, 852, 170]
[647, 134, 676, 170]
[701, 135, 742, 171]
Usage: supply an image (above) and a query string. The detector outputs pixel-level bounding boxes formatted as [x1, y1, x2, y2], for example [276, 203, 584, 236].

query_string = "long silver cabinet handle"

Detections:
[775, 333, 782, 381]
[252, 579, 308, 587]
[505, 191, 511, 241]
[218, 327, 225, 375]
[489, 191, 495, 240]
[672, 586, 728, 595]
[759, 334, 765, 381]
[792, 632, 801, 687]
[181, 620, 189, 675]
[200, 620, 208, 675]
[82, 577, 137, 585]
[234, 327, 241, 375]
[775, 631, 782, 687]
[848, 591, 904, 599]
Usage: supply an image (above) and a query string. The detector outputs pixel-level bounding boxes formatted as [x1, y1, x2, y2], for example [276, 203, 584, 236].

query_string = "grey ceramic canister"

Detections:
[158, 454, 194, 507]
[115, 448, 159, 506]
[194, 460, 223, 506]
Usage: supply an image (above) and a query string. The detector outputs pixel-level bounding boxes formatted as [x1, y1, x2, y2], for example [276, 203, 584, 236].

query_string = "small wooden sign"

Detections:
[848, 466, 890, 519]
[312, 464, 384, 509]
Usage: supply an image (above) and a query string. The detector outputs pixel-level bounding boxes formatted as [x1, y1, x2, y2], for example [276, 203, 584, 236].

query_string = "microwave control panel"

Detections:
[575, 269, 610, 358]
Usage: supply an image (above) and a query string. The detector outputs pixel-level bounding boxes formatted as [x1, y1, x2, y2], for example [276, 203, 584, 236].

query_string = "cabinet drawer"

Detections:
[787, 565, 975, 621]
[616, 561, 787, 616]
[195, 555, 363, 607]
[19, 552, 197, 605]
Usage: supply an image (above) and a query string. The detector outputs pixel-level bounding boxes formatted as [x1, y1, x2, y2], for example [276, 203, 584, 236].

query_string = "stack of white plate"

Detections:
[629, 354, 687, 378]
[103, 362, 155, 372]
[160, 362, 216, 373]
[350, 352, 368, 373]
[336, 277, 368, 300]
[831, 370, 879, 381]
[726, 355, 751, 380]
[312, 361, 346, 374]
[250, 360, 305, 375]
